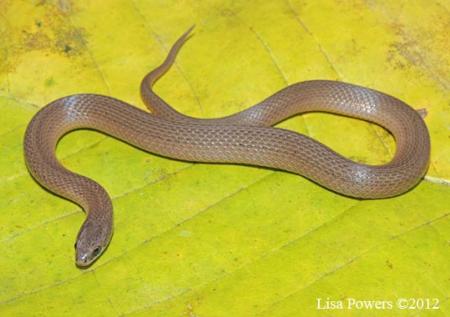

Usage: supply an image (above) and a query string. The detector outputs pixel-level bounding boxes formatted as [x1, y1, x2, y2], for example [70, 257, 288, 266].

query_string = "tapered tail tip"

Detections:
[185, 24, 196, 37]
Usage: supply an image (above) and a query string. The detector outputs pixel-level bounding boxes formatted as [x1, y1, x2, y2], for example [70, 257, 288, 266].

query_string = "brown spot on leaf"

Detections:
[385, 259, 393, 269]
[57, 0, 72, 14]
[3, 0, 86, 60]
[55, 28, 87, 56]
[23, 30, 51, 50]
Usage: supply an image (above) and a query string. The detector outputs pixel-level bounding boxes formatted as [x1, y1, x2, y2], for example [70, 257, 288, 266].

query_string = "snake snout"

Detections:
[75, 245, 103, 268]
[76, 252, 90, 267]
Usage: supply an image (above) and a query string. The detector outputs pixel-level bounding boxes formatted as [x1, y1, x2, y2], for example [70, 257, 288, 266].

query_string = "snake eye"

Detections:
[74, 242, 77, 249]
[92, 246, 102, 257]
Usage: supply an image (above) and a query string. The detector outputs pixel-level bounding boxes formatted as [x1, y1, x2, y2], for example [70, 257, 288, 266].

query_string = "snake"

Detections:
[23, 26, 430, 267]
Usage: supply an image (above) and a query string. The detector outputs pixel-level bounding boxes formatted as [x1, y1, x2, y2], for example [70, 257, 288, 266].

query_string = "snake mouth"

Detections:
[75, 246, 103, 268]
[75, 254, 91, 268]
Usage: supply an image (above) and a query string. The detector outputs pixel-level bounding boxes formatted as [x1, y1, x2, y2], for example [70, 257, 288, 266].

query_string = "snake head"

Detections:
[75, 218, 112, 268]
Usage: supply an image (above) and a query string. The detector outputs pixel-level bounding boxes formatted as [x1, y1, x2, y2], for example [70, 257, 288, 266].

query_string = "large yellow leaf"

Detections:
[0, 0, 448, 316]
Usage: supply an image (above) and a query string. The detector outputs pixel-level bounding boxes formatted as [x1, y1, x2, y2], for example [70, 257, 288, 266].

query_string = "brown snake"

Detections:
[23, 26, 430, 267]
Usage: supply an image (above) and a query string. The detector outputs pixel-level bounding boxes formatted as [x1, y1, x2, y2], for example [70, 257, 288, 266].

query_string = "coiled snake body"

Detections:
[24, 27, 430, 267]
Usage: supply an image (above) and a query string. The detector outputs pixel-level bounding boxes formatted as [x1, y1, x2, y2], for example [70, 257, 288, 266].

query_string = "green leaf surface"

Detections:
[0, 1, 448, 316]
